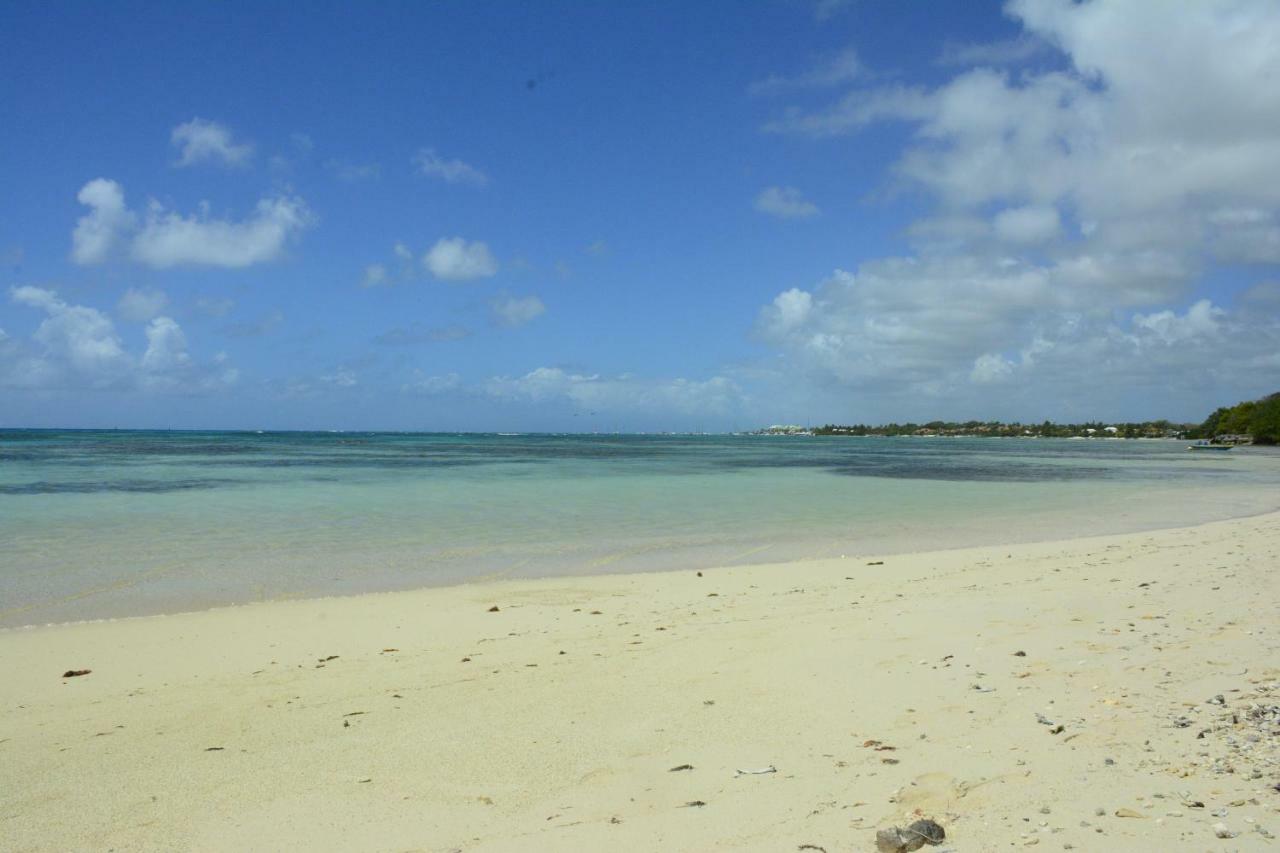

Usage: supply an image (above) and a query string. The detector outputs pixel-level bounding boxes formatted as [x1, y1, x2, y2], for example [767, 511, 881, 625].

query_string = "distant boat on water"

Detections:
[1188, 441, 1232, 452]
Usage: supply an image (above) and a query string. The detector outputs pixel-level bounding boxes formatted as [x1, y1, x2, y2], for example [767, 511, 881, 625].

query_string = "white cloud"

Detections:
[171, 118, 253, 167]
[70, 178, 312, 270]
[423, 237, 498, 281]
[141, 316, 191, 374]
[3, 287, 236, 393]
[71, 179, 135, 264]
[402, 370, 462, 395]
[393, 242, 413, 261]
[754, 186, 820, 219]
[992, 204, 1060, 244]
[750, 47, 862, 96]
[757, 288, 812, 339]
[489, 293, 545, 327]
[413, 148, 488, 186]
[132, 195, 313, 269]
[751, 0, 1280, 413]
[12, 286, 128, 380]
[360, 263, 388, 288]
[484, 368, 742, 415]
[117, 288, 170, 322]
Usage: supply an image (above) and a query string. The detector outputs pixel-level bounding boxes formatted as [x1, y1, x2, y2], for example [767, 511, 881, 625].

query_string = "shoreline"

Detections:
[6, 496, 1280, 633]
[2, 511, 1278, 850]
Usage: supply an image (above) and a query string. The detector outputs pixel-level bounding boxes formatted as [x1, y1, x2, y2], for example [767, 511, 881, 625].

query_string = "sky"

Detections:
[2, 0, 1280, 431]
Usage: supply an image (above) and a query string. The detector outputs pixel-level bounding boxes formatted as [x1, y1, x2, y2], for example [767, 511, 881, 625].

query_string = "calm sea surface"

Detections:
[3, 430, 1279, 627]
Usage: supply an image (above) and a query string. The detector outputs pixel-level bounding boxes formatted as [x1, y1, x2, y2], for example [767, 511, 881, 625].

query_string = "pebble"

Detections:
[1213, 822, 1236, 839]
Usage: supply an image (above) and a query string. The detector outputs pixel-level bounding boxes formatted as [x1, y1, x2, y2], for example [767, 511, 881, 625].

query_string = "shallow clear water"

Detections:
[3, 430, 1279, 627]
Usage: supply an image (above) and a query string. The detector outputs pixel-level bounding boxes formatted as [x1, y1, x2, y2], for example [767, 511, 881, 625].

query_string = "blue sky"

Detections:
[3, 0, 1279, 430]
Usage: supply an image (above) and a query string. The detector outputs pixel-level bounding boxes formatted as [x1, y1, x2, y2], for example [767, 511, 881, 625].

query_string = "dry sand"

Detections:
[2, 512, 1279, 851]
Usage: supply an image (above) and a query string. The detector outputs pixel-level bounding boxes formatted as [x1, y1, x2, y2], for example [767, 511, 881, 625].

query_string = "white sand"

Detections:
[2, 512, 1278, 851]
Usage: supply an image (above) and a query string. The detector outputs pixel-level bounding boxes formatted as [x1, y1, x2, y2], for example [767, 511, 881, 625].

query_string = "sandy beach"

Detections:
[2, 513, 1278, 851]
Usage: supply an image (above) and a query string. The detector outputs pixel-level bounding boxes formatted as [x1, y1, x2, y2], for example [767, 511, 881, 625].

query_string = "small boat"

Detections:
[1188, 441, 1232, 452]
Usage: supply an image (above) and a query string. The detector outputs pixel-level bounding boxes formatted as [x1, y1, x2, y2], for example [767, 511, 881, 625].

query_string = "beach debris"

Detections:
[381, 648, 398, 653]
[798, 845, 827, 853]
[61, 669, 91, 678]
[460, 657, 471, 662]
[669, 764, 694, 772]
[357, 777, 371, 783]
[343, 711, 366, 717]
[971, 684, 996, 693]
[204, 746, 224, 751]
[1114, 808, 1145, 818]
[1213, 822, 1237, 838]
[1049, 724, 1065, 735]
[867, 561, 884, 566]
[488, 605, 500, 612]
[863, 740, 896, 751]
[682, 800, 707, 808]
[881, 757, 900, 765]
[735, 765, 777, 775]
[1035, 713, 1054, 726]
[875, 819, 945, 852]
[1013, 650, 1026, 656]
[696, 571, 703, 577]
[318, 655, 338, 662]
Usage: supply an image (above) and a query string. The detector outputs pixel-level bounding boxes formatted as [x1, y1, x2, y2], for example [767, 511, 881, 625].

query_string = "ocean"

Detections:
[3, 429, 1279, 628]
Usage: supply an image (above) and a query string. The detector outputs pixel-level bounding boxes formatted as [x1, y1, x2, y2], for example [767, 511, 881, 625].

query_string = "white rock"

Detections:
[1213, 822, 1236, 839]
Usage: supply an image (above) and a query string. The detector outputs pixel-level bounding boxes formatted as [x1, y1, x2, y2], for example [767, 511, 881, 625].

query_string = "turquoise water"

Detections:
[3, 430, 1279, 627]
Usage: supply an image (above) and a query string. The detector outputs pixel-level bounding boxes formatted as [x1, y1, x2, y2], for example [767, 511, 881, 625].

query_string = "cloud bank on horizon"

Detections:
[1, 0, 1278, 429]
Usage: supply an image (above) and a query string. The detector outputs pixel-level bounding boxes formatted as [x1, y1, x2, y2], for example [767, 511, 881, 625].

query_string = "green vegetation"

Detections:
[770, 391, 1280, 444]
[805, 420, 1190, 439]
[1193, 392, 1280, 445]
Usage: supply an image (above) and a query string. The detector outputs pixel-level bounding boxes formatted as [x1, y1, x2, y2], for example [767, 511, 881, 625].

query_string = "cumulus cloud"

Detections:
[992, 204, 1060, 244]
[751, 0, 1280, 413]
[423, 237, 498, 281]
[3, 286, 235, 392]
[754, 186, 820, 219]
[413, 148, 489, 186]
[71, 179, 135, 264]
[489, 293, 545, 327]
[171, 118, 253, 167]
[117, 288, 170, 322]
[132, 195, 313, 269]
[171, 117, 253, 167]
[70, 179, 312, 269]
[484, 368, 742, 415]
